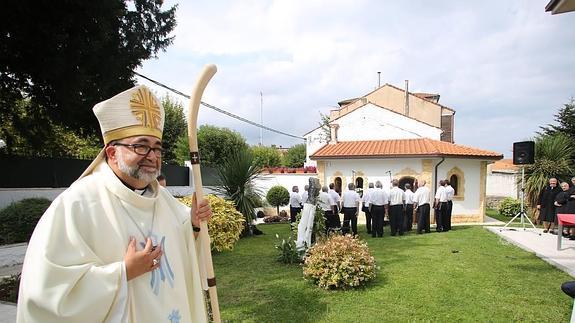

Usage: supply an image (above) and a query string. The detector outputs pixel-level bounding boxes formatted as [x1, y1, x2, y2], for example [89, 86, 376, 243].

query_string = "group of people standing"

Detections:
[537, 177, 575, 239]
[287, 178, 456, 237]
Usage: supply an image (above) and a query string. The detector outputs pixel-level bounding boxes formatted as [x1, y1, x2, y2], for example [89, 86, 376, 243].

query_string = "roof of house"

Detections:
[310, 138, 503, 160]
[489, 159, 519, 173]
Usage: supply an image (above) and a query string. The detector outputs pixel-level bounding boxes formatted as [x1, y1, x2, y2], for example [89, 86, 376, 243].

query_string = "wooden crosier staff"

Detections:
[187, 64, 221, 322]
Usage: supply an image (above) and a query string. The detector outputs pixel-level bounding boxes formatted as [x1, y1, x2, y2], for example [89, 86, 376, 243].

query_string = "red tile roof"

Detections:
[310, 138, 503, 160]
[490, 159, 519, 172]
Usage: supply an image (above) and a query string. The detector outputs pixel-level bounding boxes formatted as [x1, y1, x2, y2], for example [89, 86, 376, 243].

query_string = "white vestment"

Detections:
[296, 203, 316, 250]
[17, 161, 207, 323]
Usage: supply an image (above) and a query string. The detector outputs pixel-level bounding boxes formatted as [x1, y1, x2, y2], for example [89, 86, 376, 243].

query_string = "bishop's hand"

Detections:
[125, 237, 163, 281]
[191, 192, 212, 228]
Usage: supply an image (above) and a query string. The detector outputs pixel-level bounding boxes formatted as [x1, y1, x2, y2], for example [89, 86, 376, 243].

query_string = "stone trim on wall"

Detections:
[447, 166, 465, 201]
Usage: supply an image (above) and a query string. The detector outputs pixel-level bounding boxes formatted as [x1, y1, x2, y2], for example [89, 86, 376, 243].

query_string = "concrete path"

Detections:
[486, 226, 575, 277]
[0, 243, 25, 322]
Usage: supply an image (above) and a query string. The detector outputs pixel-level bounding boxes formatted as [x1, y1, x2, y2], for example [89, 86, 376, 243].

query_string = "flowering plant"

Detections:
[179, 194, 245, 252]
[303, 235, 377, 289]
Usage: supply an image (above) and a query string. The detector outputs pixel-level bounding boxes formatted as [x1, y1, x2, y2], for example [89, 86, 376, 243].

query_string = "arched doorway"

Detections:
[334, 177, 342, 195]
[355, 177, 364, 197]
[399, 176, 416, 191]
[450, 174, 458, 195]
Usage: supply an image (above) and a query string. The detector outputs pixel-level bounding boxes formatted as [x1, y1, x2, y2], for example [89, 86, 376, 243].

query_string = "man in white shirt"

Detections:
[369, 181, 389, 237]
[389, 179, 406, 236]
[404, 183, 415, 232]
[341, 183, 361, 235]
[362, 183, 374, 234]
[328, 183, 342, 227]
[413, 179, 432, 234]
[319, 186, 337, 232]
[434, 180, 448, 232]
[301, 184, 309, 204]
[444, 180, 455, 231]
[289, 185, 302, 223]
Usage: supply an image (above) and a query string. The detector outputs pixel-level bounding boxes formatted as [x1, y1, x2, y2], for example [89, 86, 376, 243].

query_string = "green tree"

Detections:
[266, 186, 290, 215]
[250, 145, 283, 168]
[215, 148, 262, 235]
[540, 99, 575, 139]
[196, 125, 248, 167]
[0, 98, 100, 158]
[524, 134, 575, 209]
[283, 143, 306, 167]
[318, 112, 331, 142]
[161, 95, 186, 165]
[0, 0, 177, 154]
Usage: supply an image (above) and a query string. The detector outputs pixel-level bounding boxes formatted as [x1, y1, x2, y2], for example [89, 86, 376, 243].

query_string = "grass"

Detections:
[213, 223, 573, 322]
[486, 208, 542, 228]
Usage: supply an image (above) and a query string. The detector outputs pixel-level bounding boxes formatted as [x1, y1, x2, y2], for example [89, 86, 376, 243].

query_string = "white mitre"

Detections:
[78, 85, 164, 179]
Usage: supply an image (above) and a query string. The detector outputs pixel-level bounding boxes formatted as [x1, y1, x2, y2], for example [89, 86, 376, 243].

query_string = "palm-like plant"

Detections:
[215, 148, 263, 235]
[524, 134, 575, 208]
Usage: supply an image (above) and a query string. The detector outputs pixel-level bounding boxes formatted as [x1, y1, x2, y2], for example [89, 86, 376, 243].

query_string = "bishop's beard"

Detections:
[116, 149, 159, 184]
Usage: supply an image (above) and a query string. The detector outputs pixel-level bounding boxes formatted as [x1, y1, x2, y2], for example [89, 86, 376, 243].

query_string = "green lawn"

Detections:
[486, 208, 542, 228]
[213, 224, 573, 322]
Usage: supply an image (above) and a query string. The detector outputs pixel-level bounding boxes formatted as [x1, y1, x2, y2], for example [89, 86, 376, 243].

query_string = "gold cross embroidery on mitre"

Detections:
[129, 88, 161, 130]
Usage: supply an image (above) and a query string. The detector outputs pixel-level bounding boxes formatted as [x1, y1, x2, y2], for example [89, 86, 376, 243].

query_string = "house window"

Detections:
[446, 167, 465, 200]
[450, 174, 458, 195]
[355, 177, 364, 197]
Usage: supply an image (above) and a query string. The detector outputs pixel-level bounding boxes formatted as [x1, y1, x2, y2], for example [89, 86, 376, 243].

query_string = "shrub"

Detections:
[0, 273, 20, 303]
[498, 197, 521, 217]
[179, 194, 245, 252]
[274, 234, 304, 264]
[263, 215, 289, 223]
[279, 210, 288, 218]
[256, 210, 266, 218]
[0, 198, 52, 245]
[266, 186, 290, 215]
[303, 235, 377, 289]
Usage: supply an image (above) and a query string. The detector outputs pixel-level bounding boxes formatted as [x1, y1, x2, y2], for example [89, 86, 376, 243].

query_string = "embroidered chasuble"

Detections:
[17, 161, 208, 323]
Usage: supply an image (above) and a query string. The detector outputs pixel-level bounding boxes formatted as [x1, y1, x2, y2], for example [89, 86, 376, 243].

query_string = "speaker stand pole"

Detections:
[500, 166, 540, 234]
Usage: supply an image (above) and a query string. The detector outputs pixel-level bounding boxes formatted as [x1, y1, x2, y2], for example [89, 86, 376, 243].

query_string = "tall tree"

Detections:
[0, 0, 177, 153]
[196, 125, 248, 168]
[283, 143, 307, 168]
[161, 95, 186, 165]
[250, 145, 283, 168]
[524, 134, 575, 209]
[540, 99, 575, 139]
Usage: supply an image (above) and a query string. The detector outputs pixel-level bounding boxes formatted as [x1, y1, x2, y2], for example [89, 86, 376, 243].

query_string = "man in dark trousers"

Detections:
[444, 180, 455, 231]
[369, 181, 389, 237]
[389, 179, 405, 236]
[362, 182, 374, 234]
[341, 183, 360, 235]
[537, 177, 560, 233]
[404, 183, 415, 232]
[414, 180, 431, 234]
[434, 180, 448, 232]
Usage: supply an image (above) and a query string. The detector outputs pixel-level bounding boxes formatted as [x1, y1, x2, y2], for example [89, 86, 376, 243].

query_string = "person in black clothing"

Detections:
[537, 177, 560, 233]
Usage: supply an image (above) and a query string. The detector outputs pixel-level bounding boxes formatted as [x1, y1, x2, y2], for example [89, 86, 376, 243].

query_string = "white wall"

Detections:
[487, 172, 519, 198]
[0, 186, 220, 209]
[335, 104, 442, 142]
[254, 173, 317, 199]
[436, 158, 483, 216]
[319, 157, 484, 216]
[304, 103, 442, 168]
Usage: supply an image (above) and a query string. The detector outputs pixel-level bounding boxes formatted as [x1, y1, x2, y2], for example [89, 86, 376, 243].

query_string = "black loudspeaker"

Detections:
[513, 141, 535, 165]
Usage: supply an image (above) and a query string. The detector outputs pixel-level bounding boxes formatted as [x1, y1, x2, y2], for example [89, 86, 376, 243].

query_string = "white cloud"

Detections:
[138, 0, 575, 156]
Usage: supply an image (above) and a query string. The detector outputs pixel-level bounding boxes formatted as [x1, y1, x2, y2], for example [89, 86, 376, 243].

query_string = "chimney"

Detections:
[329, 124, 339, 145]
[404, 80, 409, 116]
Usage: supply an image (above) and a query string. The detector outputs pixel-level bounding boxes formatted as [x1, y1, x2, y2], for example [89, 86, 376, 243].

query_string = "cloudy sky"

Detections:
[137, 0, 575, 158]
